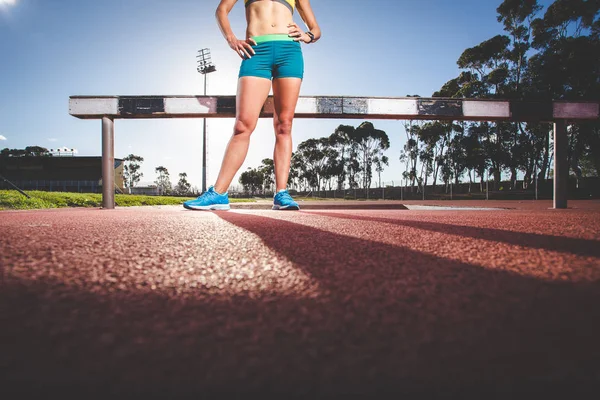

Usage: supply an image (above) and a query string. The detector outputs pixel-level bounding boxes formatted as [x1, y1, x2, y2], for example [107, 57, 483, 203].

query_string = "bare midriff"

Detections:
[245, 1, 294, 38]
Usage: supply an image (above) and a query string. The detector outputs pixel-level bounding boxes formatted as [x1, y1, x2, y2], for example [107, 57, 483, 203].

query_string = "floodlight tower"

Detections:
[196, 48, 217, 193]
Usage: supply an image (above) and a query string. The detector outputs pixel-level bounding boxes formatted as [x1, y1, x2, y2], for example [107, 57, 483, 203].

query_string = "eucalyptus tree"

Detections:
[328, 124, 355, 189]
[351, 122, 390, 189]
[258, 158, 275, 194]
[449, 0, 545, 188]
[373, 155, 389, 188]
[174, 172, 191, 196]
[123, 154, 144, 189]
[456, 35, 513, 187]
[322, 156, 343, 190]
[239, 167, 264, 196]
[433, 73, 489, 188]
[528, 0, 600, 179]
[154, 166, 172, 195]
[287, 152, 303, 190]
[415, 121, 453, 191]
[400, 120, 420, 190]
[497, 0, 545, 188]
[466, 123, 496, 191]
[445, 133, 469, 188]
[296, 137, 338, 191]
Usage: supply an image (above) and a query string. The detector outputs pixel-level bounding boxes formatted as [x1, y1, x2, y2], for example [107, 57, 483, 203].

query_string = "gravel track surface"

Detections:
[1, 202, 599, 398]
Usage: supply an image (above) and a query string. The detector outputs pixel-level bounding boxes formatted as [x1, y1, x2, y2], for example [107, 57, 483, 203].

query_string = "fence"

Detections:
[230, 177, 600, 201]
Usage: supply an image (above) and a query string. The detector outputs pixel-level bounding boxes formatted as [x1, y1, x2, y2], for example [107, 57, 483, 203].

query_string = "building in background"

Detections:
[0, 156, 124, 193]
[128, 185, 160, 196]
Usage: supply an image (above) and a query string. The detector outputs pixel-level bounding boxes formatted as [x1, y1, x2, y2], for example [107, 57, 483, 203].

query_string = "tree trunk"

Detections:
[468, 170, 473, 193]
[495, 123, 502, 190]
[539, 128, 550, 180]
[523, 164, 532, 190]
[570, 129, 585, 187]
[480, 171, 485, 193]
[510, 167, 518, 190]
[493, 167, 501, 191]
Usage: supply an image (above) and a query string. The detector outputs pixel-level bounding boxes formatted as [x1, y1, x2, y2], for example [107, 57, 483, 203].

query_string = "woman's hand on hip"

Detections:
[228, 37, 257, 59]
[288, 23, 310, 43]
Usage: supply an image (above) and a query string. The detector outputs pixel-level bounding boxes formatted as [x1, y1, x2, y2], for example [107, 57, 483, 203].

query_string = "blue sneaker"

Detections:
[273, 189, 299, 210]
[183, 186, 230, 211]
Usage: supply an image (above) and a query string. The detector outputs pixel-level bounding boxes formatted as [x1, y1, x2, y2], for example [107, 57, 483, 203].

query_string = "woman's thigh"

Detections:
[236, 76, 272, 127]
[272, 77, 302, 121]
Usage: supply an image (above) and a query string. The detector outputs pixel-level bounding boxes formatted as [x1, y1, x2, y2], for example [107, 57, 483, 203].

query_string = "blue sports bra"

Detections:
[245, 0, 295, 14]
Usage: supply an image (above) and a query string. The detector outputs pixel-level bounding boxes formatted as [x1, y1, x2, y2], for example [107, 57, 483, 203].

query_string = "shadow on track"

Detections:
[302, 211, 600, 258]
[1, 211, 598, 399]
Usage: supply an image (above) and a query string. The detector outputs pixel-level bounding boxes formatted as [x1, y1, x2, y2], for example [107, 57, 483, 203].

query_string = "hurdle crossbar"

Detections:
[69, 95, 600, 209]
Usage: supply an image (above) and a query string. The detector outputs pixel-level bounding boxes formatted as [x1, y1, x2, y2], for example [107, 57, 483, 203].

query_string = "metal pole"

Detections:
[553, 120, 568, 209]
[0, 173, 30, 198]
[202, 74, 208, 193]
[102, 117, 115, 209]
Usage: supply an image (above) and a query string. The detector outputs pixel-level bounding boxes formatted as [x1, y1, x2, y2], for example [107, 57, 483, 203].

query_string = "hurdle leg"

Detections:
[553, 120, 568, 209]
[102, 117, 115, 209]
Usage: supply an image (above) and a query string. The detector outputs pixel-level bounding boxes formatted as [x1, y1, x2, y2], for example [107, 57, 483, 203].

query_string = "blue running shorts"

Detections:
[239, 34, 304, 80]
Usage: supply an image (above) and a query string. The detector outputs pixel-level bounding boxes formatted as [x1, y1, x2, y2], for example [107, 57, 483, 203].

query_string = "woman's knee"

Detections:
[274, 114, 294, 136]
[233, 118, 256, 137]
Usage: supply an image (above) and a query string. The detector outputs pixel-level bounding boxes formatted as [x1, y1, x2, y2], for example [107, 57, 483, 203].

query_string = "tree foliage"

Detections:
[430, 0, 600, 189]
[242, 122, 390, 192]
[123, 154, 144, 189]
[154, 166, 172, 195]
[0, 146, 52, 157]
[240, 0, 599, 192]
[239, 167, 264, 195]
[173, 172, 192, 196]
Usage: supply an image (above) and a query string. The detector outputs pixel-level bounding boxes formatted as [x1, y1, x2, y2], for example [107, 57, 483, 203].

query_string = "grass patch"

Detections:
[0, 190, 254, 210]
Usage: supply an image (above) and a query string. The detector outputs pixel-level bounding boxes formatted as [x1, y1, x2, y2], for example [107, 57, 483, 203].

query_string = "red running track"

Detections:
[1, 202, 599, 398]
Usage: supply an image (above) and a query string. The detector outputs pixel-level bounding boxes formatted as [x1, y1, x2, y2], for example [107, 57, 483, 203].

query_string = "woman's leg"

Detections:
[213, 76, 272, 194]
[272, 77, 302, 192]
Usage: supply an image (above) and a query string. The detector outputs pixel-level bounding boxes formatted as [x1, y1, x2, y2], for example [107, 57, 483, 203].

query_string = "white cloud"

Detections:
[0, 135, 6, 140]
[48, 138, 58, 142]
[0, 0, 18, 7]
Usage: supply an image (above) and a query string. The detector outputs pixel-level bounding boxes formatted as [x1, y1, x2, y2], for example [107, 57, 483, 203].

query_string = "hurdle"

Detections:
[69, 96, 600, 209]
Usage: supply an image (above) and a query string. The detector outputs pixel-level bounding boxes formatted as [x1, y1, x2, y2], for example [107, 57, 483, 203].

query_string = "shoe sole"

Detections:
[272, 205, 300, 210]
[183, 204, 230, 211]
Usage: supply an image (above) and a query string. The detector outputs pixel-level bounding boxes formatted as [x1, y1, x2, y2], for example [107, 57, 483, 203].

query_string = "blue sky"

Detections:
[0, 0, 554, 189]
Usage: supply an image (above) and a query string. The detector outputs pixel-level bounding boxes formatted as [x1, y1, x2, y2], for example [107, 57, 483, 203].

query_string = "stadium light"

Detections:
[197, 48, 217, 193]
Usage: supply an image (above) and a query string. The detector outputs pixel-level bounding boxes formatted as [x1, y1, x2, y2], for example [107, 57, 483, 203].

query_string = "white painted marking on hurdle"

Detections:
[69, 98, 118, 116]
[367, 98, 418, 115]
[463, 101, 509, 118]
[295, 97, 318, 114]
[164, 98, 213, 115]
[554, 102, 599, 119]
